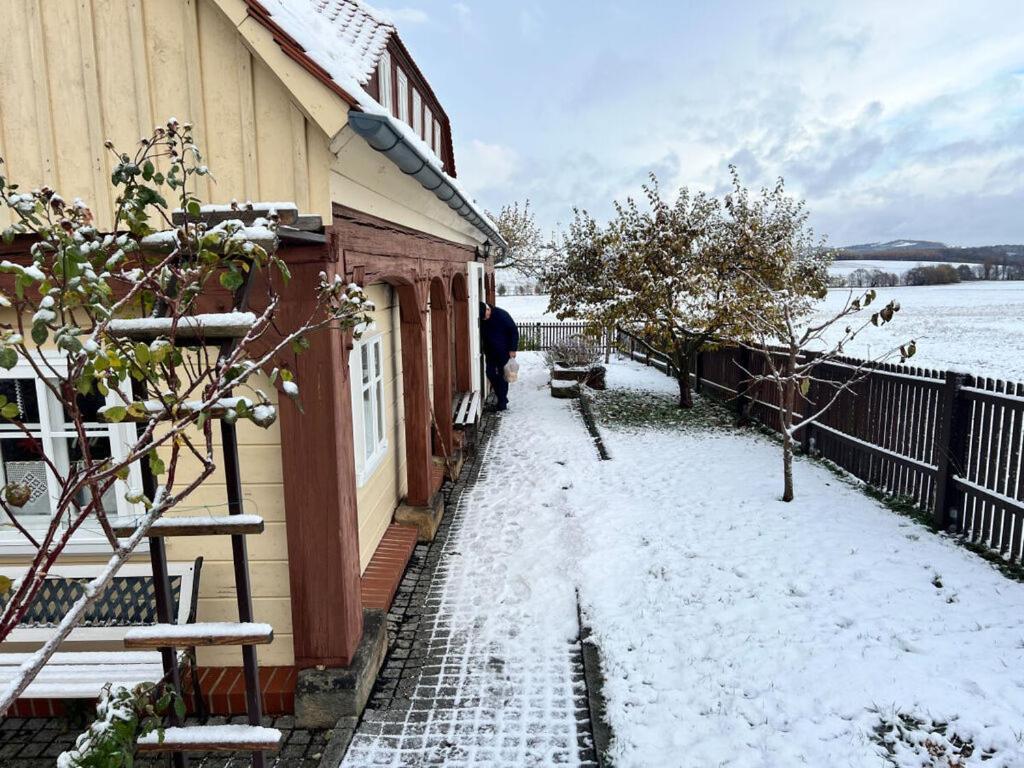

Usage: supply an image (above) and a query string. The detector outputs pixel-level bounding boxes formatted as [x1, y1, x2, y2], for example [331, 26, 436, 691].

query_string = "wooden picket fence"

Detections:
[615, 327, 1024, 566]
[516, 322, 612, 352]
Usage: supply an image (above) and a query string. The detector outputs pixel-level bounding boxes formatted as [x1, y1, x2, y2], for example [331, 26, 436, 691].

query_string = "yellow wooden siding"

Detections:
[159, 375, 292, 666]
[355, 284, 407, 572]
[0, 0, 329, 232]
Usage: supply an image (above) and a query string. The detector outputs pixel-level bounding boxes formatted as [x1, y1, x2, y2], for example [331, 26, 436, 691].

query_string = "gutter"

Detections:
[347, 112, 507, 250]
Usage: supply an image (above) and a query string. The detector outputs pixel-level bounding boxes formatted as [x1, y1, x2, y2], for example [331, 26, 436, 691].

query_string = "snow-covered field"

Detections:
[499, 282, 1024, 380]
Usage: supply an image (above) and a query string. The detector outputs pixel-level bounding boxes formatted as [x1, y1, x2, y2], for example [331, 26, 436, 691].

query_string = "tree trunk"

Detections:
[781, 354, 797, 502]
[782, 431, 795, 502]
[675, 349, 693, 409]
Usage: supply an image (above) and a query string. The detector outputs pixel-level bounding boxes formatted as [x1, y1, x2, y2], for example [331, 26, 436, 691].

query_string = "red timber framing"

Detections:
[275, 205, 488, 669]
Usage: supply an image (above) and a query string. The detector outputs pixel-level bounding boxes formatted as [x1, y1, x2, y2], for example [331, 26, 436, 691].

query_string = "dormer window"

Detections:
[424, 106, 433, 149]
[378, 51, 392, 113]
[397, 69, 409, 124]
[412, 89, 422, 137]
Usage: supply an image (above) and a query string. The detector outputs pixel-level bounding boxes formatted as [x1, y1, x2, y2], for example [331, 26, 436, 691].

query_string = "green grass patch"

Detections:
[590, 387, 733, 432]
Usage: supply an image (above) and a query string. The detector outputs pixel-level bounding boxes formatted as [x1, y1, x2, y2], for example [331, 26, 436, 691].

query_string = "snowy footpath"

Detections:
[344, 352, 1024, 767]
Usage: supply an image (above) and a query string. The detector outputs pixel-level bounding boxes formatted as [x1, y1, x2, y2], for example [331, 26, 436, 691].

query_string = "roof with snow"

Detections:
[257, 0, 393, 92]
[244, 1, 505, 248]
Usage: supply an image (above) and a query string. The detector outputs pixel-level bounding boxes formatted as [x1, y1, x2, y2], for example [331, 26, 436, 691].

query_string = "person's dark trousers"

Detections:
[485, 356, 509, 409]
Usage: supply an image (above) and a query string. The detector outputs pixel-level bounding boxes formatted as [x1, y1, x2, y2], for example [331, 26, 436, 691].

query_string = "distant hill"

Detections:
[842, 240, 948, 253]
[836, 240, 1024, 265]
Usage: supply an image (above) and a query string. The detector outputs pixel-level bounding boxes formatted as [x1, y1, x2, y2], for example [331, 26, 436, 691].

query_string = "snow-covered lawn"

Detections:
[499, 282, 1024, 380]
[580, 357, 1024, 766]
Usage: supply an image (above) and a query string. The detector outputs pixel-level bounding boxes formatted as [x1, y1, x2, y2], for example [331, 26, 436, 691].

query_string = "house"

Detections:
[0, 0, 503, 729]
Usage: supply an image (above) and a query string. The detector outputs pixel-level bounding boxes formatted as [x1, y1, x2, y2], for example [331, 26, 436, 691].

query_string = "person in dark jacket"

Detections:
[480, 302, 518, 411]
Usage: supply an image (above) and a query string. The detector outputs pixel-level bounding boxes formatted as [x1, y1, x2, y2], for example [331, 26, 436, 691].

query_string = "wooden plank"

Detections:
[112, 514, 264, 538]
[123, 621, 274, 649]
[106, 312, 257, 341]
[137, 725, 282, 753]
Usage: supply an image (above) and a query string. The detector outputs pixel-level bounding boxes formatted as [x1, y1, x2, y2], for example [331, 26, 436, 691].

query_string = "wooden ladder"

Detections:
[110, 224, 281, 766]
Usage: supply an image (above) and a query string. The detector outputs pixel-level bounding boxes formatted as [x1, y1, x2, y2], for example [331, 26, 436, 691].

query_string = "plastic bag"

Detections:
[503, 357, 520, 383]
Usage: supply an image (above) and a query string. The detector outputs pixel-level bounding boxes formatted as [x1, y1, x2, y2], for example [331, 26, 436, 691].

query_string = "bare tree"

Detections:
[726, 174, 914, 501]
[0, 120, 371, 711]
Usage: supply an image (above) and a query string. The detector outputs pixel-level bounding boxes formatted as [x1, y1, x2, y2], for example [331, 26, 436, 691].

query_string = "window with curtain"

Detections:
[0, 362, 140, 547]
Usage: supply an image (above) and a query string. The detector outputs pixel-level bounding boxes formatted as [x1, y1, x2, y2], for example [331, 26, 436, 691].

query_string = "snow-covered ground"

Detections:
[582, 356, 1024, 766]
[499, 282, 1024, 380]
[345, 353, 1024, 766]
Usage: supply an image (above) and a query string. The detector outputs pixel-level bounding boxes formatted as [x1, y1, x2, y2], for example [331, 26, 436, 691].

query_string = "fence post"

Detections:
[932, 371, 968, 531]
[799, 351, 818, 454]
[734, 346, 752, 422]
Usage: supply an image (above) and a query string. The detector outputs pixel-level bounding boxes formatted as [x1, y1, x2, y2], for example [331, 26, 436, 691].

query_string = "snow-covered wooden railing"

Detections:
[615, 325, 1024, 565]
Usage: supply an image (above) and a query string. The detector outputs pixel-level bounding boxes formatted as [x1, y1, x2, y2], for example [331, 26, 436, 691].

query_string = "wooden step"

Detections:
[123, 622, 273, 649]
[137, 724, 282, 753]
[106, 312, 257, 342]
[112, 514, 264, 538]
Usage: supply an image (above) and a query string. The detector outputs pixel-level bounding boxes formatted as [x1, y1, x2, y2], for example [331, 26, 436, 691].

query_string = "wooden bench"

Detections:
[0, 559, 203, 703]
[453, 390, 480, 429]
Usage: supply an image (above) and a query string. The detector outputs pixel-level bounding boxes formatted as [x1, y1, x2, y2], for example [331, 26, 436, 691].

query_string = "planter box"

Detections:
[550, 378, 581, 399]
[551, 364, 606, 390]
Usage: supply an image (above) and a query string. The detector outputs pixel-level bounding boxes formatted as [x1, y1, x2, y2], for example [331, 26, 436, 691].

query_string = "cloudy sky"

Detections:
[385, 0, 1024, 247]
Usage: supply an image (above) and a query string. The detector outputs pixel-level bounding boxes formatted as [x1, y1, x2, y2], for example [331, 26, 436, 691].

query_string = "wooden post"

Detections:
[799, 352, 818, 454]
[734, 347, 753, 422]
[933, 371, 968, 530]
[277, 264, 364, 668]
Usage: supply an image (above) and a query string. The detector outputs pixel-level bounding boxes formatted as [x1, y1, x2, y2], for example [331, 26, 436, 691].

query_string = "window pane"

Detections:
[375, 381, 384, 442]
[361, 346, 370, 385]
[412, 90, 422, 136]
[0, 379, 40, 428]
[379, 53, 392, 111]
[362, 388, 374, 458]
[65, 436, 117, 514]
[1, 437, 50, 516]
[59, 390, 108, 426]
[373, 341, 381, 379]
[397, 71, 409, 123]
[434, 120, 442, 155]
[424, 108, 433, 147]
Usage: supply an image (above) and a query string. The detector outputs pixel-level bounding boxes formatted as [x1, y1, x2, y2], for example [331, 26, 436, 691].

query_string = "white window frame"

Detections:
[424, 106, 433, 149]
[378, 52, 393, 113]
[0, 352, 143, 554]
[412, 89, 423, 137]
[350, 331, 388, 486]
[397, 69, 409, 124]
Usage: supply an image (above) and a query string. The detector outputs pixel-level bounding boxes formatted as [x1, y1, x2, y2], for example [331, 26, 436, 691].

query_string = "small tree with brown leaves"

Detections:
[546, 176, 754, 408]
[725, 173, 915, 501]
[0, 119, 371, 712]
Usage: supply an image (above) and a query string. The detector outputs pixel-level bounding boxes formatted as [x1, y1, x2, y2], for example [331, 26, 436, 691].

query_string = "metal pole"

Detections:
[134, 381, 188, 768]
[221, 417, 266, 768]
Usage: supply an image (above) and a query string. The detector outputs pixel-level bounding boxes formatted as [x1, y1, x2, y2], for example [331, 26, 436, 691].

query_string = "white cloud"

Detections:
[377, 7, 429, 25]
[457, 140, 520, 196]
